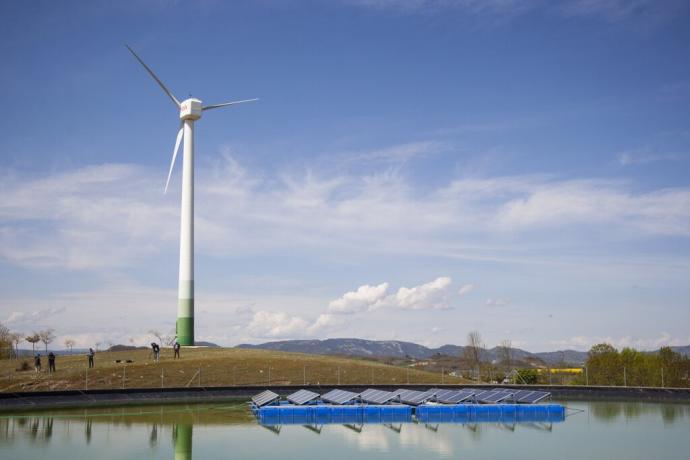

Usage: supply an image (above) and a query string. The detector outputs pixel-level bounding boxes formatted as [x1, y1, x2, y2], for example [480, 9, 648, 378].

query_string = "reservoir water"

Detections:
[1, 400, 689, 459]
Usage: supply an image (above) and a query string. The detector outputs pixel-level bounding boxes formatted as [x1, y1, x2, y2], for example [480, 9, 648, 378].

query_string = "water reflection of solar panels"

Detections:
[287, 389, 320, 405]
[252, 390, 280, 407]
[321, 389, 360, 405]
[360, 389, 398, 404]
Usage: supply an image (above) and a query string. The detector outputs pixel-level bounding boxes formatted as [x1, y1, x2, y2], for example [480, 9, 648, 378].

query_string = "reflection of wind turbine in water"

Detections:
[174, 424, 193, 460]
[126, 45, 257, 346]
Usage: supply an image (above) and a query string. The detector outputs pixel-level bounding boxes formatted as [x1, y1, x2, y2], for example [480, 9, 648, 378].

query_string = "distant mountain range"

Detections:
[237, 338, 690, 365]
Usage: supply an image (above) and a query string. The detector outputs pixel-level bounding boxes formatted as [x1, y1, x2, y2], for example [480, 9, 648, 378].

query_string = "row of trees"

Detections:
[579, 343, 689, 387]
[0, 321, 75, 359]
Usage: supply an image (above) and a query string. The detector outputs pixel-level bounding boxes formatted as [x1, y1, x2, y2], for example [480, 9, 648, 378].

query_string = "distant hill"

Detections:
[237, 338, 591, 365]
[237, 340, 690, 365]
[671, 345, 690, 357]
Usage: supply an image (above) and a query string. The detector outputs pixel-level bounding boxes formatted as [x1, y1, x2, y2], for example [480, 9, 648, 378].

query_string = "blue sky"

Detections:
[1, 0, 689, 351]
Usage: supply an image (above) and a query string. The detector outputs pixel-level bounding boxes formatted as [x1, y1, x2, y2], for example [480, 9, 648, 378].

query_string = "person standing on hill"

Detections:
[48, 352, 56, 373]
[87, 348, 95, 368]
[151, 342, 160, 362]
[34, 354, 41, 373]
[173, 341, 180, 359]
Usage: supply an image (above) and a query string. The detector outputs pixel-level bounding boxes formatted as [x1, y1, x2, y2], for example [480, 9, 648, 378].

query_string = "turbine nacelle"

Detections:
[180, 98, 202, 121]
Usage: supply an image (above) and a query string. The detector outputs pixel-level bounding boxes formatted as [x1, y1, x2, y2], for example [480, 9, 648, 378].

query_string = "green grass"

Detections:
[0, 347, 467, 392]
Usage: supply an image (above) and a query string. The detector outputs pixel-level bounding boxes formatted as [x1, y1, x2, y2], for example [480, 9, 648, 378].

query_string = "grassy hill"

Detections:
[0, 347, 466, 393]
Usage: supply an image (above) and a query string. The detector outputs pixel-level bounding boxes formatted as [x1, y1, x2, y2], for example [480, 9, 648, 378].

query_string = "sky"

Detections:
[1, 0, 689, 352]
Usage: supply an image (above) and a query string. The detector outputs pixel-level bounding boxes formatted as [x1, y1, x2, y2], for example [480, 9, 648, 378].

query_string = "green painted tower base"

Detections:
[174, 424, 192, 460]
[176, 316, 194, 346]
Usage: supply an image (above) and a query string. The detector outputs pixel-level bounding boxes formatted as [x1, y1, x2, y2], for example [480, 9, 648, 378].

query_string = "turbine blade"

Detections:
[202, 98, 259, 111]
[165, 122, 184, 194]
[126, 45, 180, 108]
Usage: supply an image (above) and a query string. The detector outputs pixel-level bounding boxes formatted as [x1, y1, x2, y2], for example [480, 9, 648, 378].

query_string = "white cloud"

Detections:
[617, 151, 685, 166]
[378, 276, 454, 311]
[347, 141, 444, 164]
[550, 332, 690, 351]
[5, 306, 66, 326]
[346, 0, 682, 24]
[328, 282, 389, 314]
[458, 284, 474, 296]
[1, 155, 689, 274]
[328, 277, 454, 313]
[246, 311, 345, 339]
[247, 311, 311, 339]
[485, 298, 510, 307]
[308, 314, 344, 334]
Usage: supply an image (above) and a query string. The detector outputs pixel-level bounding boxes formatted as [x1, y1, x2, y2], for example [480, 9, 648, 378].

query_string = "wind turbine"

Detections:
[126, 45, 257, 346]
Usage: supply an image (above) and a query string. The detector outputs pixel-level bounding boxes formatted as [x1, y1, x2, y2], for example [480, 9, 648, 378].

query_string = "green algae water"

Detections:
[1, 400, 689, 459]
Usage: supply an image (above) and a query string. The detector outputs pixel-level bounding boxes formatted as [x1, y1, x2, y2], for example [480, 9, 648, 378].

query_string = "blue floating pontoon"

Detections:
[256, 404, 413, 425]
[250, 387, 566, 426]
[415, 403, 565, 423]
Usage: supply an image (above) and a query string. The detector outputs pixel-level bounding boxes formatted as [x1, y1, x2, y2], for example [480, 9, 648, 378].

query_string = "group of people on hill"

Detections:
[150, 341, 182, 361]
[32, 341, 181, 374]
[33, 352, 56, 373]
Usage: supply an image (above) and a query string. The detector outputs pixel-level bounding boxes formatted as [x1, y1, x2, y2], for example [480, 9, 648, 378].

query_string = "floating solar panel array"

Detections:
[321, 389, 360, 405]
[252, 390, 280, 407]
[251, 387, 551, 409]
[360, 389, 399, 404]
[286, 389, 320, 405]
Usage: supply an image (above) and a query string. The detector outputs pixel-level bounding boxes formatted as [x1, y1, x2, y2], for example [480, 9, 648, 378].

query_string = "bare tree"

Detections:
[64, 339, 76, 354]
[148, 329, 176, 347]
[0, 322, 10, 359]
[10, 332, 23, 359]
[148, 329, 164, 344]
[26, 333, 41, 353]
[499, 339, 513, 368]
[39, 329, 56, 352]
[464, 331, 484, 380]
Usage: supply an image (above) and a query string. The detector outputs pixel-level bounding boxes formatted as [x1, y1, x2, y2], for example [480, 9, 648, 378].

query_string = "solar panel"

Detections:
[394, 389, 419, 400]
[470, 390, 490, 402]
[287, 389, 319, 405]
[505, 389, 533, 401]
[396, 390, 423, 404]
[434, 389, 458, 402]
[479, 390, 514, 403]
[321, 389, 360, 405]
[517, 391, 550, 404]
[252, 390, 280, 407]
[360, 389, 398, 404]
[440, 389, 475, 404]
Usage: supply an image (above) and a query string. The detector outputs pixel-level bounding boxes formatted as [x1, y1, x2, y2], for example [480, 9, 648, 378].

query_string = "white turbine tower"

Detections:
[127, 45, 257, 346]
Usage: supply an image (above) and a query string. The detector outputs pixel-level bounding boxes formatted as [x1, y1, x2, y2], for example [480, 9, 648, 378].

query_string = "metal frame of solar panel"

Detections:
[321, 389, 360, 405]
[360, 389, 398, 404]
[252, 390, 280, 407]
[287, 389, 320, 405]
[517, 390, 550, 404]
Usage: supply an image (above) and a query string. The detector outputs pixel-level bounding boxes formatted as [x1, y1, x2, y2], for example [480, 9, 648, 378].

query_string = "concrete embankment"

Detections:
[1, 384, 689, 413]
